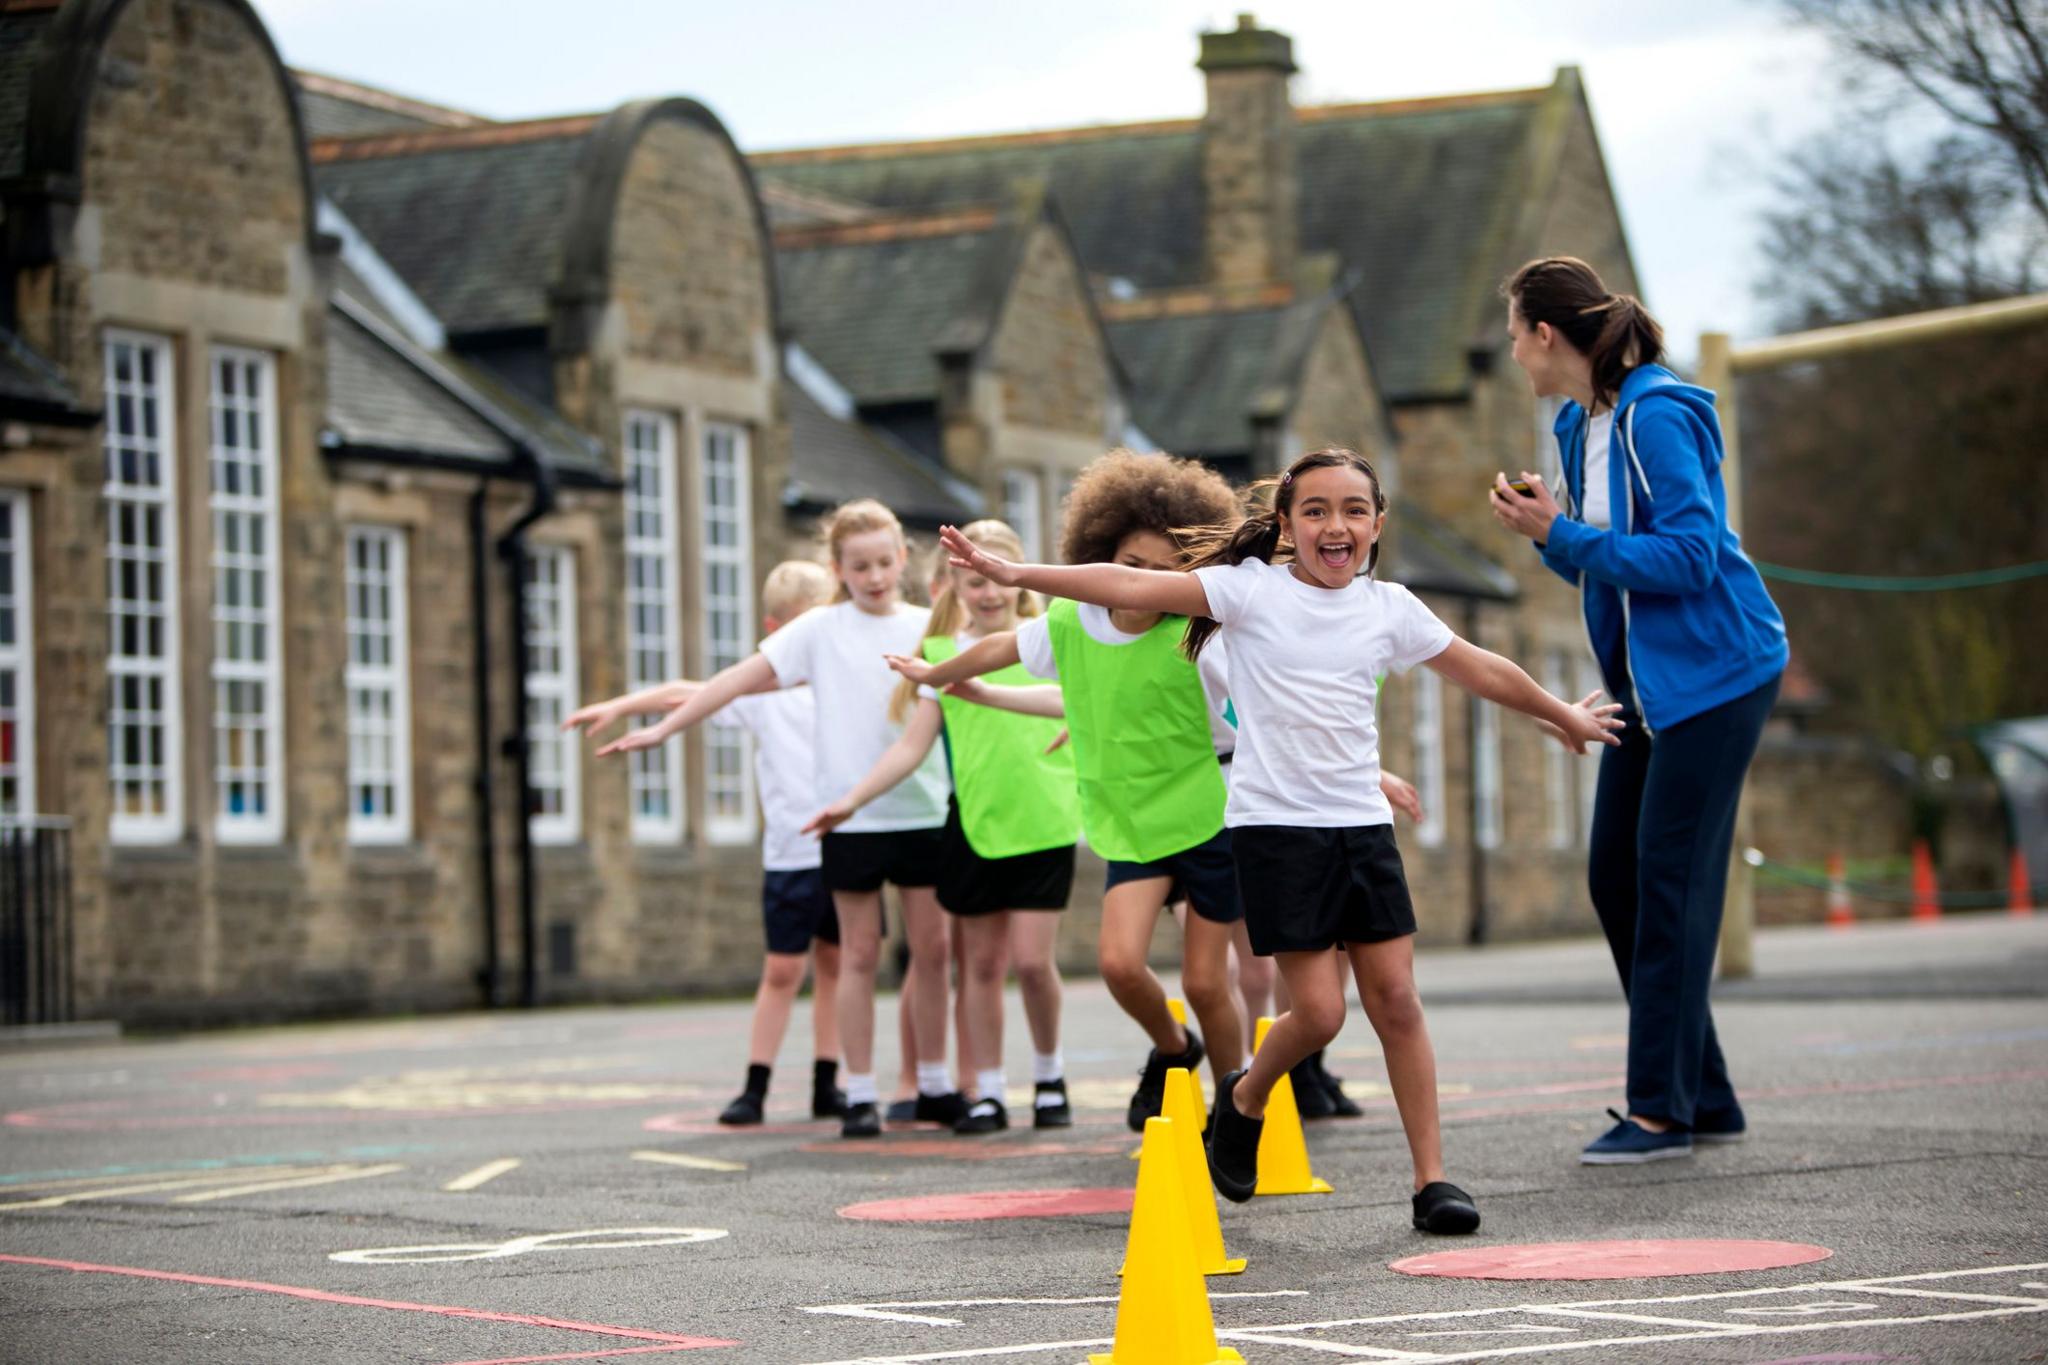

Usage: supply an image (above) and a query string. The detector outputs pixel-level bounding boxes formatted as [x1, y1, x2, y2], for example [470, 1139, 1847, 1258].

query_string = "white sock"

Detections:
[915, 1061, 951, 1096]
[1032, 1049, 1064, 1085]
[975, 1068, 1005, 1104]
[844, 1072, 878, 1106]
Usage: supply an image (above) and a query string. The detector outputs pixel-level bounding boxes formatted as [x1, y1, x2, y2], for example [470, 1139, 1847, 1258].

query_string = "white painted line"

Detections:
[632, 1149, 747, 1172]
[1409, 1305, 2048, 1364]
[1725, 1299, 1878, 1317]
[802, 1338, 1112, 1364]
[1218, 1331, 1439, 1359]
[332, 1226, 728, 1265]
[1826, 1284, 2048, 1307]
[443, 1158, 521, 1192]
[802, 1289, 1305, 1327]
[1527, 1307, 1753, 1330]
[1403, 1328, 1576, 1341]
[172, 1163, 405, 1203]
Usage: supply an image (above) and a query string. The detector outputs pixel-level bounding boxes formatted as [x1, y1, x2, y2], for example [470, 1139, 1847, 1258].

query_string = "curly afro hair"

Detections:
[1058, 449, 1240, 566]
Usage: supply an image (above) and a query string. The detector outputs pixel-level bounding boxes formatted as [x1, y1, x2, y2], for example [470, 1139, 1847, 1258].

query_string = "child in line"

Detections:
[808, 520, 1079, 1134]
[567, 559, 847, 1124]
[890, 451, 1247, 1129]
[935, 447, 1622, 1233]
[602, 500, 963, 1139]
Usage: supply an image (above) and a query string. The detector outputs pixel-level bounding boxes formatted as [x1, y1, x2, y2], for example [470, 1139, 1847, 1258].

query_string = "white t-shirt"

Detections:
[757, 600, 950, 833]
[1583, 410, 1614, 530]
[1015, 603, 1237, 756]
[1191, 559, 1453, 827]
[715, 689, 818, 872]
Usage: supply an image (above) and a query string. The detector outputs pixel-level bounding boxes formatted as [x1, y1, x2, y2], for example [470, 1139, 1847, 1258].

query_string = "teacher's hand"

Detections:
[1489, 471, 1561, 545]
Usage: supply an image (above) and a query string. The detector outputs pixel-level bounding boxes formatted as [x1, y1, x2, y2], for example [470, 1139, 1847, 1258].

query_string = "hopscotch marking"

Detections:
[0, 1163, 402, 1210]
[797, 1263, 2048, 1363]
[332, 1227, 729, 1265]
[632, 1150, 746, 1172]
[444, 1158, 521, 1192]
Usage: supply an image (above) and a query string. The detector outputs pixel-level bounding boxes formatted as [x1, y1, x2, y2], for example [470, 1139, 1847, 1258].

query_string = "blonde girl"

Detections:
[807, 520, 1078, 1133]
[601, 499, 962, 1138]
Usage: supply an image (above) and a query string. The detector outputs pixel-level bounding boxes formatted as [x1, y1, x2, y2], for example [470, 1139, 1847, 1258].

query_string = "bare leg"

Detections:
[899, 886, 953, 1077]
[1229, 919, 1275, 1052]
[1180, 913, 1246, 1082]
[1095, 878, 1184, 1051]
[1347, 935, 1444, 1190]
[1008, 911, 1063, 1057]
[747, 952, 807, 1066]
[952, 920, 973, 1092]
[832, 892, 884, 1076]
[957, 913, 1010, 1082]
[1235, 949, 1346, 1116]
[810, 940, 841, 1061]
[893, 965, 916, 1101]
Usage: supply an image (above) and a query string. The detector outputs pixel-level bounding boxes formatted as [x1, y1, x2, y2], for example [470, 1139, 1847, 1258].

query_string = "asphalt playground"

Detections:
[1, 913, 2044, 1364]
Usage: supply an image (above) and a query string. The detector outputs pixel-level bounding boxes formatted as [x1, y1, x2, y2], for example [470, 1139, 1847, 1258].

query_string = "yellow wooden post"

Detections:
[1699, 332, 1754, 981]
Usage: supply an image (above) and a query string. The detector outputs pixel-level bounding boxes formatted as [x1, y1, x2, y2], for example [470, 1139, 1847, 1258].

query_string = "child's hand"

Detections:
[883, 652, 937, 685]
[802, 798, 857, 838]
[563, 699, 626, 737]
[596, 724, 668, 757]
[1380, 770, 1424, 823]
[1551, 690, 1624, 754]
[938, 524, 1024, 586]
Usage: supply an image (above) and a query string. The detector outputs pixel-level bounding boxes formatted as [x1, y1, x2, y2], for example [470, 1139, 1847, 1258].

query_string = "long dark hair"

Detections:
[1501, 256, 1664, 410]
[1178, 447, 1386, 660]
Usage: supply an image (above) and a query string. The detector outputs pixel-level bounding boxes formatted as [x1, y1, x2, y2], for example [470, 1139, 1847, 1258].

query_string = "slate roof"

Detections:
[292, 70, 489, 140]
[1105, 294, 1328, 457]
[755, 87, 1549, 402]
[314, 129, 592, 336]
[1384, 513, 1519, 601]
[784, 379, 972, 526]
[774, 215, 1016, 406]
[0, 324, 94, 425]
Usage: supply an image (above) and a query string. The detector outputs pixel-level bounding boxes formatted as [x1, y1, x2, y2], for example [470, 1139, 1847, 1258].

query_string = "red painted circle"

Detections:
[1390, 1239, 1832, 1281]
[839, 1187, 1134, 1222]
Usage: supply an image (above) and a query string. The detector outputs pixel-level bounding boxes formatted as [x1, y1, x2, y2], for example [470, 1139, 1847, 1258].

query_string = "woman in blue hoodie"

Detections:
[1490, 256, 1788, 1166]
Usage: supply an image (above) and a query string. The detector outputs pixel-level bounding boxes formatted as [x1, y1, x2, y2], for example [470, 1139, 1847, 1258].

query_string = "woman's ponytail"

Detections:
[1503, 257, 1664, 410]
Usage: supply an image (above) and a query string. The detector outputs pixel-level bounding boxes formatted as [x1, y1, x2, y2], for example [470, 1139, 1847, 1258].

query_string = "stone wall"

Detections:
[1199, 65, 1297, 288]
[990, 221, 1111, 440]
[1286, 308, 1384, 464]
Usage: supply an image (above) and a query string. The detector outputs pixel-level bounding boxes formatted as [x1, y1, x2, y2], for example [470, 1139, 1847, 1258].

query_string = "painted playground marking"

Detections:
[0, 1162, 403, 1210]
[331, 1228, 729, 1265]
[1390, 1239, 1835, 1281]
[795, 1263, 2048, 1363]
[444, 1158, 522, 1192]
[839, 1189, 1134, 1223]
[632, 1150, 747, 1172]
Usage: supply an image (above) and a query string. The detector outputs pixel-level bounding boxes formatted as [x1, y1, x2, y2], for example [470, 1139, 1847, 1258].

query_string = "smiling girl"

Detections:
[935, 447, 1623, 1234]
[599, 499, 960, 1139]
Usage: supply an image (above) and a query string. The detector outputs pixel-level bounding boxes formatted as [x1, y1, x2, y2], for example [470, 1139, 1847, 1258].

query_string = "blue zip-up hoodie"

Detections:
[1538, 364, 1787, 732]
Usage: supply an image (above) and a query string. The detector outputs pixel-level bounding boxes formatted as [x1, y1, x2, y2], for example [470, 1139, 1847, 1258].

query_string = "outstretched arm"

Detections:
[563, 680, 702, 740]
[944, 677, 1066, 719]
[885, 630, 1022, 691]
[939, 524, 1209, 618]
[597, 653, 780, 755]
[1424, 639, 1622, 752]
[802, 699, 944, 836]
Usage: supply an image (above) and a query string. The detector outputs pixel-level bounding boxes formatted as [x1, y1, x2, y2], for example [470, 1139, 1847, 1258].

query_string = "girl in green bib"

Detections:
[807, 521, 1078, 1134]
[887, 452, 1249, 1130]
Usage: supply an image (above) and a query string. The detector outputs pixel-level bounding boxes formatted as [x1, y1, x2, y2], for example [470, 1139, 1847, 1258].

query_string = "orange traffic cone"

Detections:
[2010, 847, 2035, 917]
[1911, 839, 1940, 922]
[1825, 851, 1853, 929]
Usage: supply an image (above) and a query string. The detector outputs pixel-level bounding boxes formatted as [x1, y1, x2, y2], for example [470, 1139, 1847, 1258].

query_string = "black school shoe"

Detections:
[812, 1084, 848, 1120]
[1291, 1055, 1337, 1120]
[884, 1097, 919, 1124]
[1032, 1079, 1073, 1129]
[1128, 1029, 1205, 1132]
[1412, 1181, 1481, 1234]
[718, 1091, 766, 1126]
[954, 1097, 1008, 1134]
[1204, 1069, 1262, 1203]
[914, 1090, 970, 1126]
[840, 1101, 881, 1139]
[1318, 1055, 1365, 1118]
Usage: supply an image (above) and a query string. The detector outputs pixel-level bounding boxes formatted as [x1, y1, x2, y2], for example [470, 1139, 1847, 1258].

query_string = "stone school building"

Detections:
[2, 0, 1702, 1024]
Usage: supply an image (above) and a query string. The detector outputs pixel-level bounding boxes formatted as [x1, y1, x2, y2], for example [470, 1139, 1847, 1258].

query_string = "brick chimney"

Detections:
[1197, 13, 1299, 288]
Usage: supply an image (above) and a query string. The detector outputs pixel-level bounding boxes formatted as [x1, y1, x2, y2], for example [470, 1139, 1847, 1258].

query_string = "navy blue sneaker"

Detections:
[1581, 1108, 1693, 1165]
[1692, 1105, 1748, 1145]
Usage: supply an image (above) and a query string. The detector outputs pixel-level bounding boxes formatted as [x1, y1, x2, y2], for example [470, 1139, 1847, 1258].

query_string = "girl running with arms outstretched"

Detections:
[935, 448, 1622, 1233]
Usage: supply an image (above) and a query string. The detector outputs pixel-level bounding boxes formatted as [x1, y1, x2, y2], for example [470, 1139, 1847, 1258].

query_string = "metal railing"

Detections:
[1, 818, 73, 1026]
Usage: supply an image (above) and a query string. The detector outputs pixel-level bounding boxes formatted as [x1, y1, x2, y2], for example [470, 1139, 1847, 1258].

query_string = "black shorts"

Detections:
[936, 799, 1074, 917]
[1103, 826, 1243, 925]
[761, 867, 840, 955]
[1231, 823, 1417, 955]
[820, 825, 947, 894]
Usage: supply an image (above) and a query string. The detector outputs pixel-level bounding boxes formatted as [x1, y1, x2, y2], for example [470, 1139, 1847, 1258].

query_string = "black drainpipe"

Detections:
[1464, 597, 1490, 947]
[469, 483, 503, 1007]
[496, 445, 557, 1009]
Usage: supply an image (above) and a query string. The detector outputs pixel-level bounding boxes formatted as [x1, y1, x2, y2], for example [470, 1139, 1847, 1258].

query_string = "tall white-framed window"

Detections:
[0, 491, 33, 818]
[104, 329, 183, 844]
[1001, 467, 1045, 560]
[1473, 697, 1504, 851]
[344, 526, 411, 845]
[523, 547, 580, 845]
[1542, 650, 1573, 849]
[623, 410, 684, 844]
[1411, 668, 1446, 849]
[1576, 654, 1605, 845]
[700, 420, 755, 845]
[208, 346, 284, 842]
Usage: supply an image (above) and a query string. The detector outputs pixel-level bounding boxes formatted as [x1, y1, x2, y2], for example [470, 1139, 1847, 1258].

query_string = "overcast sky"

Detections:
[256, 0, 1842, 365]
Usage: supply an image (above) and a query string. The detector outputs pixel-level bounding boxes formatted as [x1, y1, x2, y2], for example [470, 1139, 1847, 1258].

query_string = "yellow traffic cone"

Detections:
[1132, 998, 1207, 1160]
[1093, 1117, 1245, 1365]
[1252, 1016, 1333, 1197]
[1166, 1067, 1246, 1275]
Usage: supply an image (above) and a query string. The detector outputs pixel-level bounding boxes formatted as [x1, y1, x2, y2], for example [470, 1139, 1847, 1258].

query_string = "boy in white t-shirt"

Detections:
[565, 559, 849, 1125]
